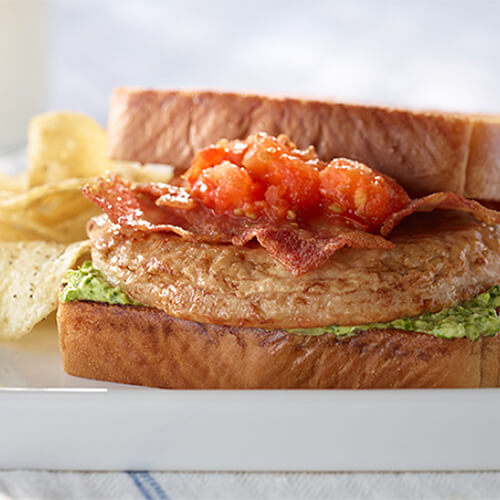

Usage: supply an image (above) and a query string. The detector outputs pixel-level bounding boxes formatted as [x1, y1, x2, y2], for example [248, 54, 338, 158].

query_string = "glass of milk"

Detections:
[0, 0, 48, 154]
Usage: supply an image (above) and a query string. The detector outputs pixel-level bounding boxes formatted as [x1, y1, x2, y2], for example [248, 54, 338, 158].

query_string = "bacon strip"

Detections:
[82, 176, 203, 241]
[83, 175, 393, 276]
[235, 225, 392, 275]
[380, 192, 500, 236]
[135, 182, 195, 210]
[83, 176, 500, 275]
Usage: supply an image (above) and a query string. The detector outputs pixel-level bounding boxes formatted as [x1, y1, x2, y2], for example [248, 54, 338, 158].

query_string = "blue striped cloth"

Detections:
[127, 472, 170, 500]
[2, 471, 500, 499]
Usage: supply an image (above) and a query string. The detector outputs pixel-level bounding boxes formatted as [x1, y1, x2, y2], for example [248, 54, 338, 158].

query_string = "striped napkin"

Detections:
[1, 471, 500, 499]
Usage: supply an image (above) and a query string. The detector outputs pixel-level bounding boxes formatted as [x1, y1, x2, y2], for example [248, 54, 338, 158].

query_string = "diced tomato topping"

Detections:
[242, 134, 321, 219]
[189, 162, 256, 214]
[185, 140, 248, 185]
[319, 158, 410, 228]
[184, 134, 410, 230]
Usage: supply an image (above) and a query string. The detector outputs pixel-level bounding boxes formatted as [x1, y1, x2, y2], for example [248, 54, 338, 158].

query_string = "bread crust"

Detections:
[57, 301, 500, 389]
[108, 88, 500, 200]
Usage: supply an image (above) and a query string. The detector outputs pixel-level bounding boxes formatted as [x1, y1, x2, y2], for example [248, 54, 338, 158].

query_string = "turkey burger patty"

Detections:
[87, 211, 500, 330]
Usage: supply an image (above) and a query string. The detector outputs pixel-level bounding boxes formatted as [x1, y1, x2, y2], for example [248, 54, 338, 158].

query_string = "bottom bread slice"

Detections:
[57, 301, 500, 389]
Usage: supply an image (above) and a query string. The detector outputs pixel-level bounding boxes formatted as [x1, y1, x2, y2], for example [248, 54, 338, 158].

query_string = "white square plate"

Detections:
[1, 314, 499, 471]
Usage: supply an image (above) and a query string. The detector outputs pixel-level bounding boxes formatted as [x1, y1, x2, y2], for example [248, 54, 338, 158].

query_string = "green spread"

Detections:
[60, 261, 143, 306]
[290, 286, 500, 341]
[61, 262, 500, 341]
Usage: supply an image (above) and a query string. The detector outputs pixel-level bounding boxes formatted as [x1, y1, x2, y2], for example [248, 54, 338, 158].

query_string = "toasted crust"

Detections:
[108, 88, 500, 200]
[57, 301, 500, 389]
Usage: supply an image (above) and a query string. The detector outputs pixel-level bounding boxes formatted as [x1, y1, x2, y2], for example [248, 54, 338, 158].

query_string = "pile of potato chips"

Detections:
[0, 112, 173, 340]
[0, 113, 109, 243]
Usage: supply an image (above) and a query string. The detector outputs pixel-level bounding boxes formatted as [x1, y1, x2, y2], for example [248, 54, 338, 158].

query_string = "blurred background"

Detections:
[1, 0, 500, 154]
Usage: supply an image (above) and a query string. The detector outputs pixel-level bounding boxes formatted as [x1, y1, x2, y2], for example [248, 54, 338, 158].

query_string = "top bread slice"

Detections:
[108, 88, 500, 200]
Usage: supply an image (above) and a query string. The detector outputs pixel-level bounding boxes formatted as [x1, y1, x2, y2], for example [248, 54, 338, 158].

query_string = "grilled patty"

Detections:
[88, 212, 500, 329]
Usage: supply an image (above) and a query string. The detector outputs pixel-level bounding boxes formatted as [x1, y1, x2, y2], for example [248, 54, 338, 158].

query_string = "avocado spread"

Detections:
[61, 262, 500, 341]
[60, 261, 143, 306]
[291, 286, 500, 341]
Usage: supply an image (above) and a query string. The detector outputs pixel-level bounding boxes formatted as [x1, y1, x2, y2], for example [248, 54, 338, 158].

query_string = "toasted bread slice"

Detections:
[108, 88, 500, 200]
[57, 301, 500, 389]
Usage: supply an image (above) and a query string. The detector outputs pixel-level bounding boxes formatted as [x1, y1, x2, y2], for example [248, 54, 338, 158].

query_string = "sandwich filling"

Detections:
[82, 134, 500, 277]
[61, 261, 142, 306]
[60, 262, 500, 342]
[83, 211, 500, 329]
[74, 133, 500, 339]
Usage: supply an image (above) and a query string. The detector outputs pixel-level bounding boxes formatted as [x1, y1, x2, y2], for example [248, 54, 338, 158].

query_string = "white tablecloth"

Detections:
[1, 471, 500, 499]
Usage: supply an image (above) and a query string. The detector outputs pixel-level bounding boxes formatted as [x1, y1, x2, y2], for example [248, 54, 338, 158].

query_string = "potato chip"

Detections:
[113, 161, 174, 184]
[0, 178, 100, 243]
[27, 112, 113, 186]
[0, 240, 90, 340]
[45, 206, 101, 243]
[0, 177, 84, 206]
[0, 222, 41, 241]
[0, 191, 17, 199]
[0, 211, 96, 243]
[0, 172, 27, 193]
[0, 110, 177, 340]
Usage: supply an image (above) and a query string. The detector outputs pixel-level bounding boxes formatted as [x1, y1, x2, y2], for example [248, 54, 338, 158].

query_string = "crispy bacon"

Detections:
[380, 192, 500, 236]
[135, 182, 195, 210]
[82, 176, 202, 241]
[83, 176, 500, 275]
[234, 225, 393, 275]
[83, 175, 393, 275]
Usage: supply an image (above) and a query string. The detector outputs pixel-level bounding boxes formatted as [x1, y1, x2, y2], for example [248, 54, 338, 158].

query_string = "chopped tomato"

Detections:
[189, 161, 256, 214]
[242, 134, 321, 218]
[184, 134, 410, 229]
[185, 133, 322, 220]
[185, 140, 248, 184]
[319, 158, 410, 229]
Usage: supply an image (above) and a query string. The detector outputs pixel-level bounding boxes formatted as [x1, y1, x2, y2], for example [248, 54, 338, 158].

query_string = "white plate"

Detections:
[1, 314, 500, 471]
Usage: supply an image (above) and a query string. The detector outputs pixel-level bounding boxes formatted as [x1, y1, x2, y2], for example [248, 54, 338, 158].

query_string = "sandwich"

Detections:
[57, 88, 500, 389]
